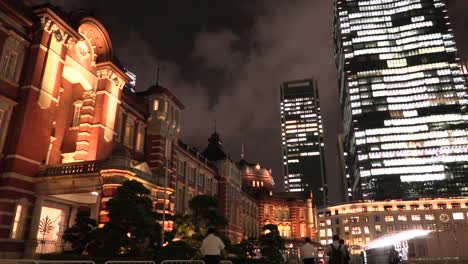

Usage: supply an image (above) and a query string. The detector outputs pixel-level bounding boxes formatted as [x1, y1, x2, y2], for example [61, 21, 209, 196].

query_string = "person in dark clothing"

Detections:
[388, 246, 400, 264]
[339, 239, 351, 264]
[325, 235, 346, 264]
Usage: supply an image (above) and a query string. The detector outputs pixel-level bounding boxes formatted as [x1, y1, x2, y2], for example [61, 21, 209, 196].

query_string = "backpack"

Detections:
[329, 244, 345, 264]
[389, 251, 400, 264]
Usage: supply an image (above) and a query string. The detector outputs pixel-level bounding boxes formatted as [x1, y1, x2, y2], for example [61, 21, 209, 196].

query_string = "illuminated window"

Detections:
[326, 219, 332, 225]
[0, 36, 25, 84]
[411, 215, 421, 221]
[398, 215, 407, 221]
[320, 240, 327, 245]
[425, 214, 435, 221]
[115, 111, 123, 142]
[319, 221, 325, 227]
[300, 209, 305, 219]
[35, 206, 64, 253]
[153, 99, 159, 111]
[0, 98, 14, 154]
[300, 223, 306, 237]
[327, 228, 332, 236]
[453, 212, 464, 220]
[365, 237, 371, 244]
[264, 206, 270, 217]
[351, 216, 359, 223]
[123, 117, 135, 148]
[344, 226, 349, 235]
[72, 102, 82, 127]
[351, 226, 361, 235]
[375, 225, 381, 232]
[10, 204, 23, 239]
[385, 215, 394, 222]
[364, 226, 370, 234]
[135, 124, 145, 153]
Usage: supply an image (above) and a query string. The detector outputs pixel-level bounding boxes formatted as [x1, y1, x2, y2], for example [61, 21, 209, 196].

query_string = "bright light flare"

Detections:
[365, 229, 432, 250]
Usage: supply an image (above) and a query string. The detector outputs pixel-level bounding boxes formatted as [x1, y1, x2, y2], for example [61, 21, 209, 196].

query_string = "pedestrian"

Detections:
[200, 228, 226, 264]
[388, 246, 400, 264]
[324, 235, 346, 264]
[339, 239, 350, 264]
[300, 237, 316, 264]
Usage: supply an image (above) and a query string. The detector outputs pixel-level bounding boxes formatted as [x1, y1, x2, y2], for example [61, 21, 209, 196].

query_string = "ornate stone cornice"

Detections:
[33, 7, 82, 49]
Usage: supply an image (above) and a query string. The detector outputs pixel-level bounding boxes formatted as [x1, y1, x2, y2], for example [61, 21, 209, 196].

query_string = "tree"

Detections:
[172, 214, 195, 239]
[62, 210, 97, 254]
[189, 195, 227, 235]
[259, 224, 285, 264]
[87, 180, 161, 256]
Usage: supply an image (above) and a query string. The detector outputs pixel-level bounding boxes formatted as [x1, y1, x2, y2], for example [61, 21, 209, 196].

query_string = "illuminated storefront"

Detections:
[334, 0, 468, 199]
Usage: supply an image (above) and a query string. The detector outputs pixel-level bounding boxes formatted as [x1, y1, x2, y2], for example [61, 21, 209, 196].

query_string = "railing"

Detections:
[104, 261, 155, 264]
[0, 261, 95, 264]
[38, 161, 101, 177]
[160, 261, 204, 264]
[403, 257, 468, 264]
[0, 260, 38, 264]
[37, 261, 95, 264]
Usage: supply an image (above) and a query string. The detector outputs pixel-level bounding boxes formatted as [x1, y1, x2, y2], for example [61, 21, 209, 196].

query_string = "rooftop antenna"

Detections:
[155, 66, 160, 86]
[241, 136, 245, 160]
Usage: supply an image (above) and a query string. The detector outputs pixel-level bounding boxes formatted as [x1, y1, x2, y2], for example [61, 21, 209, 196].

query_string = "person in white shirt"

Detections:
[300, 237, 316, 264]
[200, 228, 225, 264]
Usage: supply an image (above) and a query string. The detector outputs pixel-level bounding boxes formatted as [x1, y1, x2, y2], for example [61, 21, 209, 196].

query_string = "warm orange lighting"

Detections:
[153, 99, 159, 111]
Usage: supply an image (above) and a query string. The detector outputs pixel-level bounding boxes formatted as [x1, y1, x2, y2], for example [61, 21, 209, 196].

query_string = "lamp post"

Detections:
[161, 157, 168, 246]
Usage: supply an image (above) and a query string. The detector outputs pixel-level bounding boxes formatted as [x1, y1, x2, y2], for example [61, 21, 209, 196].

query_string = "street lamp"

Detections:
[161, 157, 169, 246]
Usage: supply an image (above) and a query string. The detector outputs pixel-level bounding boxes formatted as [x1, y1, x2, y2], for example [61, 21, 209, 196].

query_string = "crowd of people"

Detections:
[199, 229, 400, 264]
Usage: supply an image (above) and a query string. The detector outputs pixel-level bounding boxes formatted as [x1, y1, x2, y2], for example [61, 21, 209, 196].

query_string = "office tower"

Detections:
[337, 134, 353, 202]
[334, 0, 468, 200]
[280, 79, 327, 206]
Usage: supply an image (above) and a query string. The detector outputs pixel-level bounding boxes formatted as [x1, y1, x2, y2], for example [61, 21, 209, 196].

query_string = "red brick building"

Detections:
[238, 157, 316, 242]
[0, 1, 258, 257]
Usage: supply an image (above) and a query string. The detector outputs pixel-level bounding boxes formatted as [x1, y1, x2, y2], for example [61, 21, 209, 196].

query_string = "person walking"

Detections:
[300, 237, 316, 264]
[325, 235, 346, 264]
[388, 246, 400, 264]
[200, 228, 226, 264]
[339, 239, 351, 264]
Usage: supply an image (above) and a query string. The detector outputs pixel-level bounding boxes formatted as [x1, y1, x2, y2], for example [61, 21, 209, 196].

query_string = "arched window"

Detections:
[123, 116, 135, 148]
[0, 36, 26, 84]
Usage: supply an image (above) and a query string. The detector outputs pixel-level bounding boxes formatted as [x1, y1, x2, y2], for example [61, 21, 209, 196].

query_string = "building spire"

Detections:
[155, 66, 160, 86]
[241, 137, 245, 160]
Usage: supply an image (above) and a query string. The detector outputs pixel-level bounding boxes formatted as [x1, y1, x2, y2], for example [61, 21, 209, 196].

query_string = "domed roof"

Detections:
[201, 131, 227, 161]
[239, 160, 272, 177]
[238, 158, 275, 189]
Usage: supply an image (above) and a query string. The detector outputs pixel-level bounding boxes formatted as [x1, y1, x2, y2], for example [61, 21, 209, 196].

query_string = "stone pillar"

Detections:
[68, 206, 78, 227]
[24, 195, 44, 257]
[306, 197, 315, 239]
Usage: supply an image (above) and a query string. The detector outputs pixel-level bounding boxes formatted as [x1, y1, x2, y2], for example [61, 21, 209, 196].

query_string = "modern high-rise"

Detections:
[334, 0, 468, 200]
[280, 79, 327, 206]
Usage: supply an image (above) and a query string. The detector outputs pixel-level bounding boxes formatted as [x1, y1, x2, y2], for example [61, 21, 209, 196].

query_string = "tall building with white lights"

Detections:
[334, 0, 468, 200]
[280, 79, 327, 206]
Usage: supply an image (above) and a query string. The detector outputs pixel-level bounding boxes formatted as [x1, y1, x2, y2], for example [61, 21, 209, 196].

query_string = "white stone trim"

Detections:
[5, 154, 41, 165]
[1, 172, 35, 183]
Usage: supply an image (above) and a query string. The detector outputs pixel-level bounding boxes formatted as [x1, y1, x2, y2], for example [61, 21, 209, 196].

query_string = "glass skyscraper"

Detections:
[280, 79, 327, 206]
[334, 0, 468, 200]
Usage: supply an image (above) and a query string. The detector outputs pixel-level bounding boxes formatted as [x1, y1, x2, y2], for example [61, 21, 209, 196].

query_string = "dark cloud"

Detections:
[48, 0, 468, 203]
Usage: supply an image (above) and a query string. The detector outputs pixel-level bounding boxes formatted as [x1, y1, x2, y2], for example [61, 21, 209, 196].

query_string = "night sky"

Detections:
[47, 0, 468, 203]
